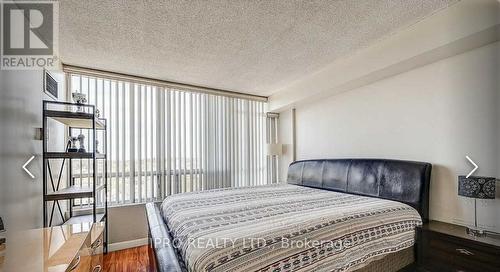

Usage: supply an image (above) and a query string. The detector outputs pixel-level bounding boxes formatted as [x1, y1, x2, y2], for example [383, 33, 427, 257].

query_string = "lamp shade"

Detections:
[266, 143, 282, 156]
[458, 176, 496, 199]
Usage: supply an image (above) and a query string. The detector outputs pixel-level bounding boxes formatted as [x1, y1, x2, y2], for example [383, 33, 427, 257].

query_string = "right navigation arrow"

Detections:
[465, 155, 478, 178]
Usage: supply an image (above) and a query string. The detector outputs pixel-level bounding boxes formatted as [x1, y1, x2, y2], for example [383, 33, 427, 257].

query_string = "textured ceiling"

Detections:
[59, 0, 456, 96]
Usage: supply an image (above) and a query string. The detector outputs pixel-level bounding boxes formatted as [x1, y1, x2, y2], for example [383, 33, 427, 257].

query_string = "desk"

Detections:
[1, 222, 104, 272]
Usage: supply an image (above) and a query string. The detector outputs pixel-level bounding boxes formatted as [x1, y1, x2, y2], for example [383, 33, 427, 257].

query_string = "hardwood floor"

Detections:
[104, 245, 156, 272]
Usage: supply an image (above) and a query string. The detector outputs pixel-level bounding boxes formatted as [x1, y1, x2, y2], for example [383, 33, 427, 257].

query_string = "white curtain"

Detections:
[69, 74, 268, 205]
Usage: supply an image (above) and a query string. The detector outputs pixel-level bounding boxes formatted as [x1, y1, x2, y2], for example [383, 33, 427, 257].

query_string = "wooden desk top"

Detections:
[1, 222, 104, 272]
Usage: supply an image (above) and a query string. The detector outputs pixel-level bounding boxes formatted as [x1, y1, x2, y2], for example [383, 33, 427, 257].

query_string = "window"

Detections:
[69, 74, 268, 206]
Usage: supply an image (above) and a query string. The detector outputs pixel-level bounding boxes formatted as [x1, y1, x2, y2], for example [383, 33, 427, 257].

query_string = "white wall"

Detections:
[0, 69, 66, 230]
[269, 0, 500, 112]
[108, 204, 148, 245]
[279, 42, 499, 232]
[0, 69, 148, 247]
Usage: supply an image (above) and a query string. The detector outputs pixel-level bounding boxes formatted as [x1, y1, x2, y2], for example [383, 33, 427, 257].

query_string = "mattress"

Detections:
[160, 184, 422, 272]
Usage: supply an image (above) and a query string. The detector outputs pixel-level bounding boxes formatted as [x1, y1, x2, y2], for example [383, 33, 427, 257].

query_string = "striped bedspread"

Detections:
[160, 184, 422, 272]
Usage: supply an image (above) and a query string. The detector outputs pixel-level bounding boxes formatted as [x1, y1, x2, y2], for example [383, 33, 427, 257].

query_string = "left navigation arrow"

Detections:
[22, 155, 36, 179]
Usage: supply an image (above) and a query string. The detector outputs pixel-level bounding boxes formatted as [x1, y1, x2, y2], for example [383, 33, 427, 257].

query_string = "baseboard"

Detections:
[108, 237, 149, 252]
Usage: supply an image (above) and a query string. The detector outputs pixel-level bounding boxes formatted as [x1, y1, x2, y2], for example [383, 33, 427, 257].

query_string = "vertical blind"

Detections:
[69, 74, 268, 206]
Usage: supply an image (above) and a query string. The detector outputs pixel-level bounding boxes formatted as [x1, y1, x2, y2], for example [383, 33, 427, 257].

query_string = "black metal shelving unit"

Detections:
[42, 100, 108, 252]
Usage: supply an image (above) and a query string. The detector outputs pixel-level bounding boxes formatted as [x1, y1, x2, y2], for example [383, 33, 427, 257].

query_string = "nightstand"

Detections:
[416, 220, 500, 272]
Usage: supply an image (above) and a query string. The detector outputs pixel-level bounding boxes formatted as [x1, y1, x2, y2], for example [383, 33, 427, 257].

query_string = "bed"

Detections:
[146, 158, 432, 272]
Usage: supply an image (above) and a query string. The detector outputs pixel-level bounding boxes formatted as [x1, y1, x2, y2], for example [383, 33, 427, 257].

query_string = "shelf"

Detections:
[45, 109, 93, 119]
[63, 213, 105, 225]
[45, 186, 93, 201]
[54, 117, 105, 129]
[45, 152, 105, 159]
[43, 101, 109, 253]
[45, 110, 105, 129]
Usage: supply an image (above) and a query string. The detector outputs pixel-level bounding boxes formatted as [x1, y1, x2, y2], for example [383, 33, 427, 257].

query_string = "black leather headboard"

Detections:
[287, 159, 432, 222]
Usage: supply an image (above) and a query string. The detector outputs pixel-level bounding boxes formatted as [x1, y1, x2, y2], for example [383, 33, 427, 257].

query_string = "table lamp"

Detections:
[266, 143, 282, 157]
[458, 175, 496, 237]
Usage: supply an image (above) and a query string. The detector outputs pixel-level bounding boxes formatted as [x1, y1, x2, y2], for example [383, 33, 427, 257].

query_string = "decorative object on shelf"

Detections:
[68, 136, 79, 152]
[72, 92, 87, 112]
[77, 133, 86, 152]
[95, 140, 100, 154]
[458, 175, 497, 237]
